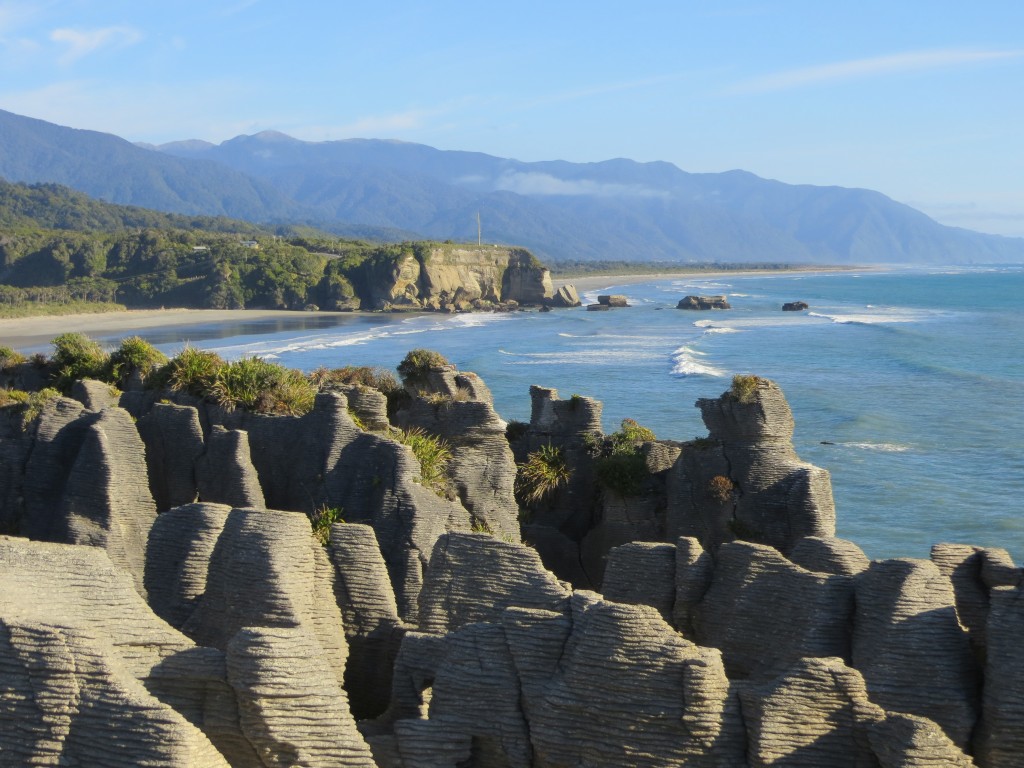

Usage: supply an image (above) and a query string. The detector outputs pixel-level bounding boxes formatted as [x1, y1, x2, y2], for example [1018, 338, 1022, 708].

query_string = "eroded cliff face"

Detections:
[0, 369, 1021, 767]
[359, 245, 553, 310]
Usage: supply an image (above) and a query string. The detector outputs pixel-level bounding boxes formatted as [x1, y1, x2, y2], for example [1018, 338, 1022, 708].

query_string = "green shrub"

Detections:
[151, 346, 225, 395]
[309, 365, 400, 394]
[396, 426, 452, 496]
[0, 346, 26, 370]
[730, 374, 763, 404]
[0, 387, 61, 429]
[50, 332, 108, 390]
[311, 505, 344, 546]
[210, 357, 317, 415]
[595, 452, 648, 497]
[505, 420, 529, 443]
[516, 443, 570, 505]
[594, 417, 656, 497]
[397, 348, 451, 390]
[106, 336, 168, 386]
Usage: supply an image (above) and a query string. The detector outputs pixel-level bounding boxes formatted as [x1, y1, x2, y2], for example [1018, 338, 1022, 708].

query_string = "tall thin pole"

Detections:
[477, 211, 481, 245]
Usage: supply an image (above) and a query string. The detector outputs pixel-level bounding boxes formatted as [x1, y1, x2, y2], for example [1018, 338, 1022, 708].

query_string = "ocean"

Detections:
[129, 266, 1024, 562]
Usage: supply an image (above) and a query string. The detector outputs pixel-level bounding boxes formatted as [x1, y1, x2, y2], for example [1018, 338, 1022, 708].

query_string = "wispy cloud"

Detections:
[50, 25, 143, 65]
[296, 106, 455, 140]
[730, 48, 1024, 94]
[493, 171, 665, 199]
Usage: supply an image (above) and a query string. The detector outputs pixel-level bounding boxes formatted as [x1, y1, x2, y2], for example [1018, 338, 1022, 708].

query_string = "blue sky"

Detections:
[1, 1, 1022, 235]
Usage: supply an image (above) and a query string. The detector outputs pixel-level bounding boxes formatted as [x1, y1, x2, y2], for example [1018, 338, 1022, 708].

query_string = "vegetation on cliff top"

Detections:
[0, 179, 547, 314]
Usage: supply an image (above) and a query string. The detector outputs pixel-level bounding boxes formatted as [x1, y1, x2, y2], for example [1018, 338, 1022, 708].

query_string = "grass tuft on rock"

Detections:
[396, 426, 452, 496]
[50, 332, 108, 391]
[397, 348, 451, 390]
[730, 374, 764, 404]
[210, 357, 317, 416]
[516, 443, 570, 504]
[106, 336, 168, 386]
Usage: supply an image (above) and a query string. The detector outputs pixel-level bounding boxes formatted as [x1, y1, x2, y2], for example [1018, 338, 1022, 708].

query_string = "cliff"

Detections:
[0, 354, 1021, 766]
[355, 243, 553, 311]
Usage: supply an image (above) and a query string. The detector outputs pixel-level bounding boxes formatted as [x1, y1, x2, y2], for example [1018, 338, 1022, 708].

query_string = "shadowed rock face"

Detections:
[675, 378, 835, 554]
[137, 401, 204, 511]
[978, 584, 1024, 767]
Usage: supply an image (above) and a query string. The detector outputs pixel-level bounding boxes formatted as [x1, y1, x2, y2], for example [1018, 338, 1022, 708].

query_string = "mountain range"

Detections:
[1, 108, 1021, 265]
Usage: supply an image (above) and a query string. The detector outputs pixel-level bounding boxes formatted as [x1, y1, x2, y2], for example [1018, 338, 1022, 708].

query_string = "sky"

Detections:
[1, 1, 1022, 236]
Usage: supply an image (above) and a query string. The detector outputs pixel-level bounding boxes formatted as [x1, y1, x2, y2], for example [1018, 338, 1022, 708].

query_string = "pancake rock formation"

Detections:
[0, 360, 1019, 766]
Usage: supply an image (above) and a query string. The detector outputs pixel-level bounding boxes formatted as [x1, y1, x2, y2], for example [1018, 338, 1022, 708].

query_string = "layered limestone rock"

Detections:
[182, 507, 348, 688]
[740, 656, 975, 767]
[930, 542, 1019, 657]
[0, 617, 231, 767]
[692, 541, 854, 679]
[671, 377, 835, 554]
[327, 522, 406, 719]
[195, 426, 265, 508]
[852, 558, 978, 750]
[602, 541, 677, 622]
[395, 389, 519, 540]
[517, 386, 604, 587]
[977, 584, 1024, 766]
[418, 532, 571, 634]
[359, 245, 552, 310]
[226, 625, 376, 767]
[145, 502, 233, 629]
[137, 401, 204, 511]
[0, 537, 249, 764]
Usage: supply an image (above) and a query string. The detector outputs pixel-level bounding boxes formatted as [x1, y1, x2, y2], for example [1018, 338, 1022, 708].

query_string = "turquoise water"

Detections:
[130, 266, 1024, 562]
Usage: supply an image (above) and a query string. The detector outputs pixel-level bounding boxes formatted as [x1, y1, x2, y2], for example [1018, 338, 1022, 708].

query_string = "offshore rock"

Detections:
[782, 300, 810, 311]
[597, 294, 629, 307]
[550, 283, 582, 307]
[678, 295, 731, 310]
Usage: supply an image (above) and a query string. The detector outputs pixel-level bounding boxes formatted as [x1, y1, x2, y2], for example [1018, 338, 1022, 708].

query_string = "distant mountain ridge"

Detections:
[1, 108, 1021, 264]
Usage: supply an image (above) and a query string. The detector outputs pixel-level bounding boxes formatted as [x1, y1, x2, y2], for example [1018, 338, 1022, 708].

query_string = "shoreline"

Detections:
[0, 266, 875, 351]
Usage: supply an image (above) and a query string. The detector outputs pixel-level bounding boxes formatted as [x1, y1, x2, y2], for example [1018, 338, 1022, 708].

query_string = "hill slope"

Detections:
[2, 109, 1021, 264]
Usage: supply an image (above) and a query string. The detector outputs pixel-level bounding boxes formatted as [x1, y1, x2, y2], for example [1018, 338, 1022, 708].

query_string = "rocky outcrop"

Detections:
[597, 293, 629, 307]
[678, 294, 731, 309]
[670, 377, 836, 554]
[137, 401, 204, 511]
[549, 283, 581, 307]
[693, 541, 854, 679]
[394, 365, 520, 540]
[196, 426, 265, 508]
[852, 558, 978, 750]
[783, 300, 810, 311]
[327, 522, 406, 719]
[58, 407, 158, 596]
[358, 244, 552, 310]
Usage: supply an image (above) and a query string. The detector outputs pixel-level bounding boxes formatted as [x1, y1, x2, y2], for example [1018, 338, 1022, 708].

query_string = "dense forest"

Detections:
[0, 179, 504, 312]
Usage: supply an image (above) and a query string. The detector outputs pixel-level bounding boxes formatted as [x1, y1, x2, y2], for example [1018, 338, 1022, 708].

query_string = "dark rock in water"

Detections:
[586, 303, 610, 311]
[783, 301, 809, 311]
[550, 284, 582, 307]
[597, 294, 629, 307]
[678, 295, 731, 310]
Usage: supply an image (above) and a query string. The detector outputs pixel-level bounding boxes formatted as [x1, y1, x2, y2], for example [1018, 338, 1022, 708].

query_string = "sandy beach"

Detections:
[0, 308, 362, 351]
[0, 267, 864, 351]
